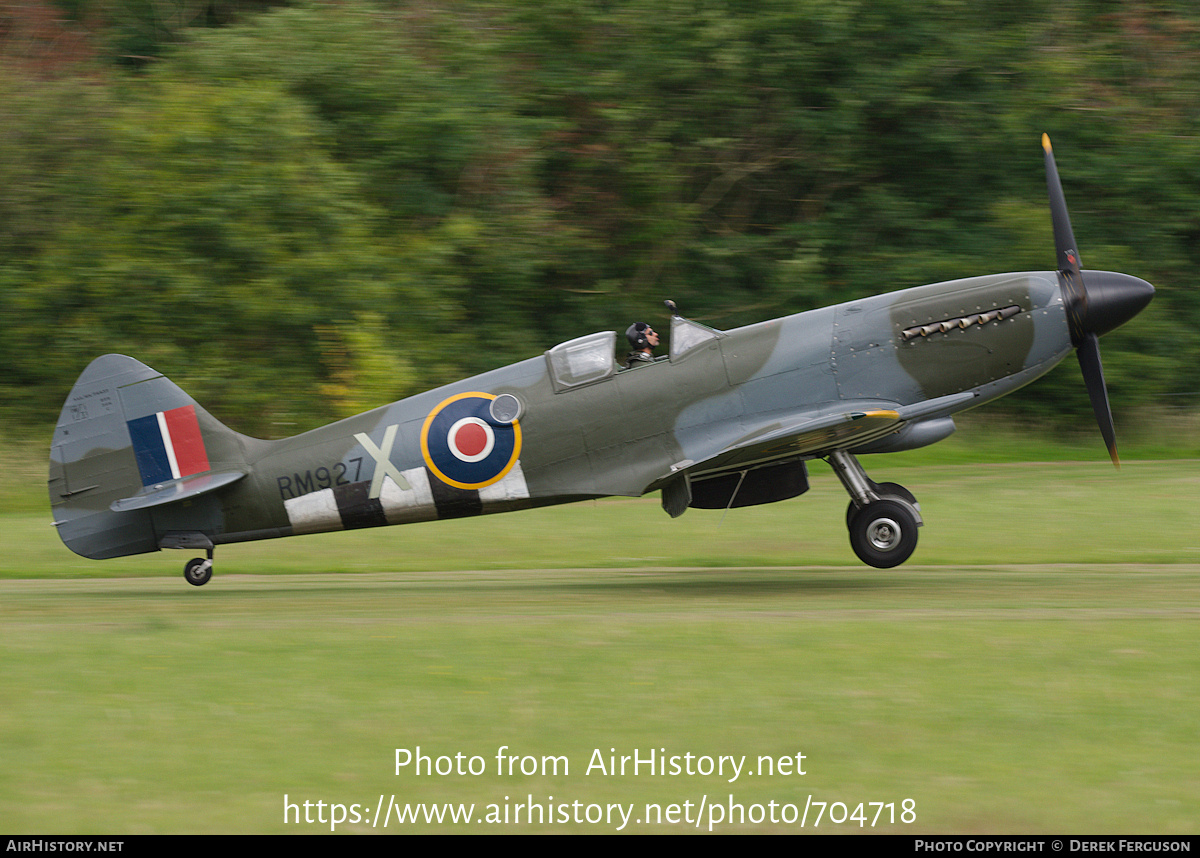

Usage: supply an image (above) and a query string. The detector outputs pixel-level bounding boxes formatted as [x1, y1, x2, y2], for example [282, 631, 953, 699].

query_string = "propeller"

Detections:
[1042, 134, 1154, 467]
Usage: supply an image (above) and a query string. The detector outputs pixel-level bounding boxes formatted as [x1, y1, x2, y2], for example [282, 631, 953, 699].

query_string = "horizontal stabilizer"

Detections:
[110, 469, 248, 512]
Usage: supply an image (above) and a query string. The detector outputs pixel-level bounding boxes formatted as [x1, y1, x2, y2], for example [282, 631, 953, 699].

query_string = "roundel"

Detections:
[420, 392, 522, 490]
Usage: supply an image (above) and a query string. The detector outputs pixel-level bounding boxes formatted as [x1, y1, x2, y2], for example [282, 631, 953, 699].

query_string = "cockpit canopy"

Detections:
[544, 315, 724, 392]
[667, 314, 721, 359]
[545, 331, 617, 391]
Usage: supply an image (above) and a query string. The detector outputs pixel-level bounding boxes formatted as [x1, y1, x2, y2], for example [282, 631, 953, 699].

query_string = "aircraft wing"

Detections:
[669, 391, 978, 482]
[678, 407, 902, 481]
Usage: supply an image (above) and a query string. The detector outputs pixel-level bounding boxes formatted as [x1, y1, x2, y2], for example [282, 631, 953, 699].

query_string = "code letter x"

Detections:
[354, 424, 411, 498]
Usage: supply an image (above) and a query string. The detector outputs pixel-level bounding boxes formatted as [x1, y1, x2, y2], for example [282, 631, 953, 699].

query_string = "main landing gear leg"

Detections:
[184, 547, 214, 587]
[826, 450, 922, 569]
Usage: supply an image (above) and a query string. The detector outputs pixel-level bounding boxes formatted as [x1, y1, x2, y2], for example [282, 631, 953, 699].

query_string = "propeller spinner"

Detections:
[1042, 134, 1154, 466]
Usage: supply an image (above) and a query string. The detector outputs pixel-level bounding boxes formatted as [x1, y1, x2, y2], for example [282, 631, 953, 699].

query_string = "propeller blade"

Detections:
[1042, 134, 1081, 271]
[1043, 133, 1088, 345]
[1043, 135, 1153, 466]
[1076, 332, 1120, 467]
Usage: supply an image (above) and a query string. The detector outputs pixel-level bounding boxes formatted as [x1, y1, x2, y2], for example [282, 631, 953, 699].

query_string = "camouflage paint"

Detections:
[44, 269, 1108, 562]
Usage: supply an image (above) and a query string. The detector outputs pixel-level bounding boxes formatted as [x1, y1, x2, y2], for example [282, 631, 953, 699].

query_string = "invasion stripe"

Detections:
[333, 481, 388, 529]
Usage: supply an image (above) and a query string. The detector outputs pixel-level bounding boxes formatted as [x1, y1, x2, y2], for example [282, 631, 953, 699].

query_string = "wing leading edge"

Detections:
[656, 391, 978, 518]
[661, 390, 979, 489]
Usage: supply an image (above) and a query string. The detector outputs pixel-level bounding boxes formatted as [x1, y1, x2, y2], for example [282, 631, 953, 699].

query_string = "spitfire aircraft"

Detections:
[50, 137, 1154, 584]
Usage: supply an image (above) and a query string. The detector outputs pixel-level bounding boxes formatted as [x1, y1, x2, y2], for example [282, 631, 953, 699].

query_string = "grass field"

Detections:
[3, 428, 1199, 833]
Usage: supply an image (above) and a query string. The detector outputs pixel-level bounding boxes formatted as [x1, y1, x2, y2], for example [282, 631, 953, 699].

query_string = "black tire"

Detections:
[872, 481, 918, 507]
[846, 482, 920, 528]
[848, 499, 918, 568]
[184, 557, 212, 587]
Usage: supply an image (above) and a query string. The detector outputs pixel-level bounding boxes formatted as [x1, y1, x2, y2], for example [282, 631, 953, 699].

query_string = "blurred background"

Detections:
[1, 0, 1196, 441]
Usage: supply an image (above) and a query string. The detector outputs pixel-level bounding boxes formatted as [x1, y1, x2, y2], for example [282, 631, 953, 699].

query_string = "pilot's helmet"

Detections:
[626, 322, 652, 350]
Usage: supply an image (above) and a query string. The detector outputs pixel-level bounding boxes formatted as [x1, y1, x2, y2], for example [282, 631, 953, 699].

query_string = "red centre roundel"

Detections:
[455, 423, 487, 456]
[446, 416, 495, 463]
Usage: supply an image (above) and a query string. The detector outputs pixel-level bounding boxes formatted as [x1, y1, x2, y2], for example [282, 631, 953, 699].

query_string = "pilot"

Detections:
[624, 322, 660, 368]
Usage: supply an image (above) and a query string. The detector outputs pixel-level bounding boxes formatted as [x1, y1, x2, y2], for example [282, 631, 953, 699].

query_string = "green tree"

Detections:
[4, 0, 1198, 437]
[9, 77, 424, 435]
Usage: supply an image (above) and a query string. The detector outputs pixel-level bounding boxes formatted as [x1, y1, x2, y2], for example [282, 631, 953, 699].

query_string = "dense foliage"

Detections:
[2, 0, 1198, 437]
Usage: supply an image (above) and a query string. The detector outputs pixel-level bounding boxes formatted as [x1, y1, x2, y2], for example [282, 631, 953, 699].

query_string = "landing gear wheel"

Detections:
[845, 481, 920, 528]
[873, 481, 918, 507]
[184, 557, 213, 587]
[848, 499, 919, 569]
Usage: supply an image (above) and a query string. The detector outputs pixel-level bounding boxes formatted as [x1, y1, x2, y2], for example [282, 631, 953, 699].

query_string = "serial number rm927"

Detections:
[277, 459, 364, 500]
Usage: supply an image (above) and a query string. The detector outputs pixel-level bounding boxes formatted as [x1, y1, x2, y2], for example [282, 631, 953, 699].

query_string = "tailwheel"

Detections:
[184, 557, 213, 587]
[848, 499, 919, 569]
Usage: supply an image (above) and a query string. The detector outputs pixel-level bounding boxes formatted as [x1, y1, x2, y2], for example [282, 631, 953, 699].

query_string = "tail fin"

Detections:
[49, 355, 248, 559]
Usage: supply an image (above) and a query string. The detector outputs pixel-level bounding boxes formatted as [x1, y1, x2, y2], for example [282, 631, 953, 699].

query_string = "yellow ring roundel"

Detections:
[420, 392, 522, 490]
